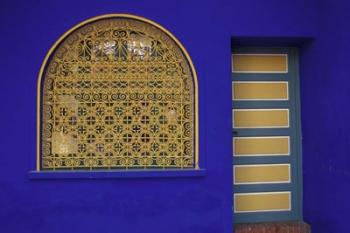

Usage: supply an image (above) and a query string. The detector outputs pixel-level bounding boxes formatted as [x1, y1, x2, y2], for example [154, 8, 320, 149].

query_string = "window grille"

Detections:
[38, 15, 198, 170]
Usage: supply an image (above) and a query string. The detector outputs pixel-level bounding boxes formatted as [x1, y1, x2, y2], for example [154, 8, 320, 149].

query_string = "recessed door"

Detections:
[232, 48, 303, 223]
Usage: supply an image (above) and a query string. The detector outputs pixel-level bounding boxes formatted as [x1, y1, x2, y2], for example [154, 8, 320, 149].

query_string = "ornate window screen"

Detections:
[38, 15, 198, 171]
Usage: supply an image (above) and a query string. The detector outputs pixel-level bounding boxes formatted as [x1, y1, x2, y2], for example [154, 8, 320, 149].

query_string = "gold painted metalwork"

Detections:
[37, 14, 198, 170]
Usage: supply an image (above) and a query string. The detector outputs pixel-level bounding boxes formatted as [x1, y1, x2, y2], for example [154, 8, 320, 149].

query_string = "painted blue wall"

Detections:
[0, 0, 348, 232]
[301, 1, 350, 233]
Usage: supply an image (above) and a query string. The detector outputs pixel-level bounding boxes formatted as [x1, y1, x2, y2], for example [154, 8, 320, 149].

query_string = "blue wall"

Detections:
[301, 1, 350, 233]
[0, 0, 348, 232]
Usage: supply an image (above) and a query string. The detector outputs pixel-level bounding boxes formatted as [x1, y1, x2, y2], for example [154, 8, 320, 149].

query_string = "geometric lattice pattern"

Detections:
[41, 17, 195, 170]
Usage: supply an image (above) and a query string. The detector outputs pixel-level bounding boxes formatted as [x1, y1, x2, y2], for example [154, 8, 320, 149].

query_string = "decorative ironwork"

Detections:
[40, 16, 197, 170]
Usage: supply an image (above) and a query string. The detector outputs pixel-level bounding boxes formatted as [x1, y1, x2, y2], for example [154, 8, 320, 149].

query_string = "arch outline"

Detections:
[36, 14, 199, 171]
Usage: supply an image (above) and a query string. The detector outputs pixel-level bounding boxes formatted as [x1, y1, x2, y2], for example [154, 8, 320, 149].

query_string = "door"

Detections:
[232, 47, 303, 223]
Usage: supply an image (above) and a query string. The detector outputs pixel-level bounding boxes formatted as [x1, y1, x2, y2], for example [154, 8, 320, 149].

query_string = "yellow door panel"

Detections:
[232, 54, 288, 73]
[234, 164, 290, 184]
[234, 137, 289, 156]
[234, 192, 291, 213]
[233, 82, 288, 100]
[233, 109, 289, 128]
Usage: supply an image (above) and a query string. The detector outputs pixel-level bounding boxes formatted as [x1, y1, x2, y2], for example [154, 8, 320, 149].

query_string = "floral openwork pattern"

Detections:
[40, 16, 197, 170]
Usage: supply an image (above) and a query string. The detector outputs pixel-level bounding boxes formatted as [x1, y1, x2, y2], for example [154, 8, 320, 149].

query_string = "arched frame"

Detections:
[36, 14, 199, 171]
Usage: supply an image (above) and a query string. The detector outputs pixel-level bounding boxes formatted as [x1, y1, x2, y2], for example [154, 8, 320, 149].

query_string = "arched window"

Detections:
[37, 14, 198, 171]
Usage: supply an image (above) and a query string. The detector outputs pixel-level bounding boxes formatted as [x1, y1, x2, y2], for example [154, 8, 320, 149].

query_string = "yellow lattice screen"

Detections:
[39, 15, 197, 170]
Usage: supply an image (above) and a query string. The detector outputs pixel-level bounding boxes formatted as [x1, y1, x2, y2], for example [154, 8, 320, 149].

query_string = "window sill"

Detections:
[28, 169, 206, 179]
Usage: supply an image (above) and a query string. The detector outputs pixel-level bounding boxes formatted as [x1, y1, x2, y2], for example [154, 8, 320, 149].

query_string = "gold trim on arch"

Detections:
[36, 14, 199, 171]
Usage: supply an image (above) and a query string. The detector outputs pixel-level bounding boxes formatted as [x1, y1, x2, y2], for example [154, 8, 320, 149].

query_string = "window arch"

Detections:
[37, 14, 198, 171]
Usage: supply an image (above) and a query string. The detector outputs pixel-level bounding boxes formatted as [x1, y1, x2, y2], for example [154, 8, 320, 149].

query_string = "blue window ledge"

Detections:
[28, 169, 206, 179]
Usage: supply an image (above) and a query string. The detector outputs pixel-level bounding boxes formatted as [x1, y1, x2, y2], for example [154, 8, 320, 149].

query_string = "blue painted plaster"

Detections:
[300, 1, 350, 233]
[1, 0, 348, 232]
